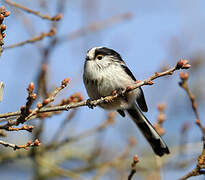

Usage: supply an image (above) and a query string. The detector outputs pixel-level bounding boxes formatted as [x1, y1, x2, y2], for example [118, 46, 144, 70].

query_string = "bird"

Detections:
[83, 46, 170, 157]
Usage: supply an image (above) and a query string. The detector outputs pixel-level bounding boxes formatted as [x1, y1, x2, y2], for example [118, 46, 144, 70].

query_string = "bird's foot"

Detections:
[112, 88, 127, 101]
[112, 88, 124, 96]
[86, 99, 95, 109]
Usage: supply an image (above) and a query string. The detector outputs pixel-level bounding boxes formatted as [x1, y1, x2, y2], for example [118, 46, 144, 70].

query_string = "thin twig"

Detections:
[25, 78, 70, 121]
[0, 139, 40, 150]
[59, 13, 133, 43]
[0, 6, 10, 55]
[4, 27, 56, 49]
[128, 155, 139, 180]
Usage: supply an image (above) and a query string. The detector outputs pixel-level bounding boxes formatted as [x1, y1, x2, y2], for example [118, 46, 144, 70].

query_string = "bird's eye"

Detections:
[96, 54, 103, 60]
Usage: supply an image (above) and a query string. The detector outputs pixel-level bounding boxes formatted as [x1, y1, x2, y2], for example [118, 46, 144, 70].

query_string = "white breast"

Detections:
[83, 61, 138, 101]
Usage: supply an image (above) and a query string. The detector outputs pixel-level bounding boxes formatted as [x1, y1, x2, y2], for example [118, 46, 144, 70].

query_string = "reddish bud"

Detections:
[4, 11, 10, 17]
[0, 14, 4, 21]
[34, 139, 40, 146]
[28, 82, 34, 91]
[176, 60, 184, 69]
[20, 105, 26, 111]
[0, 6, 6, 13]
[28, 126, 34, 132]
[129, 137, 136, 146]
[2, 33, 5, 38]
[133, 155, 139, 163]
[43, 98, 50, 105]
[112, 90, 117, 95]
[27, 141, 32, 145]
[1, 24, 6, 31]
[196, 119, 201, 125]
[180, 72, 189, 81]
[75, 92, 83, 101]
[176, 59, 190, 69]
[61, 78, 70, 86]
[53, 13, 63, 21]
[37, 102, 42, 108]
[157, 114, 166, 123]
[157, 103, 166, 111]
[182, 64, 191, 69]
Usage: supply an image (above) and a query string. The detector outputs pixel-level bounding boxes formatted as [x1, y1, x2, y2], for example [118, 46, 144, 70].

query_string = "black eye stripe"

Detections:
[94, 51, 107, 58]
[94, 47, 122, 60]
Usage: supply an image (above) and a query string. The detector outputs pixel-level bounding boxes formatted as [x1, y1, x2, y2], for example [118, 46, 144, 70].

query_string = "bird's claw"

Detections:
[114, 88, 128, 101]
[86, 99, 95, 109]
[112, 88, 124, 96]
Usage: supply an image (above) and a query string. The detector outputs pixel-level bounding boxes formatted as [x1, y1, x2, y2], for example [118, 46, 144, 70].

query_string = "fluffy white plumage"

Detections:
[83, 47, 170, 156]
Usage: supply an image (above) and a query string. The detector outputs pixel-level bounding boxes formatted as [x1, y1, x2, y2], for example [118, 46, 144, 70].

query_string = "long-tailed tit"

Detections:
[83, 47, 169, 156]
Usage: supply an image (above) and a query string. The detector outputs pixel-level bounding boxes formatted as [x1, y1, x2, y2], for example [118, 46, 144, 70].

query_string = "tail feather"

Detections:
[127, 106, 170, 157]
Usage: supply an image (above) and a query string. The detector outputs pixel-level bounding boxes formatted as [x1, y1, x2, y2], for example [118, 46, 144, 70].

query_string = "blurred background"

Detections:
[0, 0, 205, 179]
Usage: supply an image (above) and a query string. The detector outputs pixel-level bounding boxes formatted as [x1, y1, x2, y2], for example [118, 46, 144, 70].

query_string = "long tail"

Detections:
[127, 106, 170, 157]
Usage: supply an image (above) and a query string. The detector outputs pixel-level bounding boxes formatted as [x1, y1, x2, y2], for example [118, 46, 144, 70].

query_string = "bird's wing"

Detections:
[121, 64, 148, 112]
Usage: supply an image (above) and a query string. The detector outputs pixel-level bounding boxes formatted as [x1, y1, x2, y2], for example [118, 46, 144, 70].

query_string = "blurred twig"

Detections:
[3, 0, 62, 21]
[4, 27, 56, 49]
[59, 13, 133, 43]
[128, 155, 139, 180]
[179, 71, 205, 180]
[46, 112, 116, 150]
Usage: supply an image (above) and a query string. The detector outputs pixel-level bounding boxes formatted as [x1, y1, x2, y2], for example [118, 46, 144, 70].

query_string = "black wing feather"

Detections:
[121, 64, 148, 112]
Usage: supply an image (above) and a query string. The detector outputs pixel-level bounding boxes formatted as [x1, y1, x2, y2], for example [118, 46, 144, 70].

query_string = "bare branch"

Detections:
[0, 139, 41, 150]
[179, 71, 205, 180]
[0, 6, 10, 55]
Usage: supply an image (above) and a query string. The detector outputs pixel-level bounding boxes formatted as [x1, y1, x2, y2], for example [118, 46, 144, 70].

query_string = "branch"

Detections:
[0, 6, 10, 55]
[128, 155, 139, 180]
[4, 27, 56, 49]
[3, 0, 62, 21]
[0, 78, 70, 132]
[25, 77, 70, 120]
[4, 125, 34, 132]
[153, 103, 167, 136]
[0, 59, 191, 120]
[179, 71, 205, 180]
[0, 139, 41, 150]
